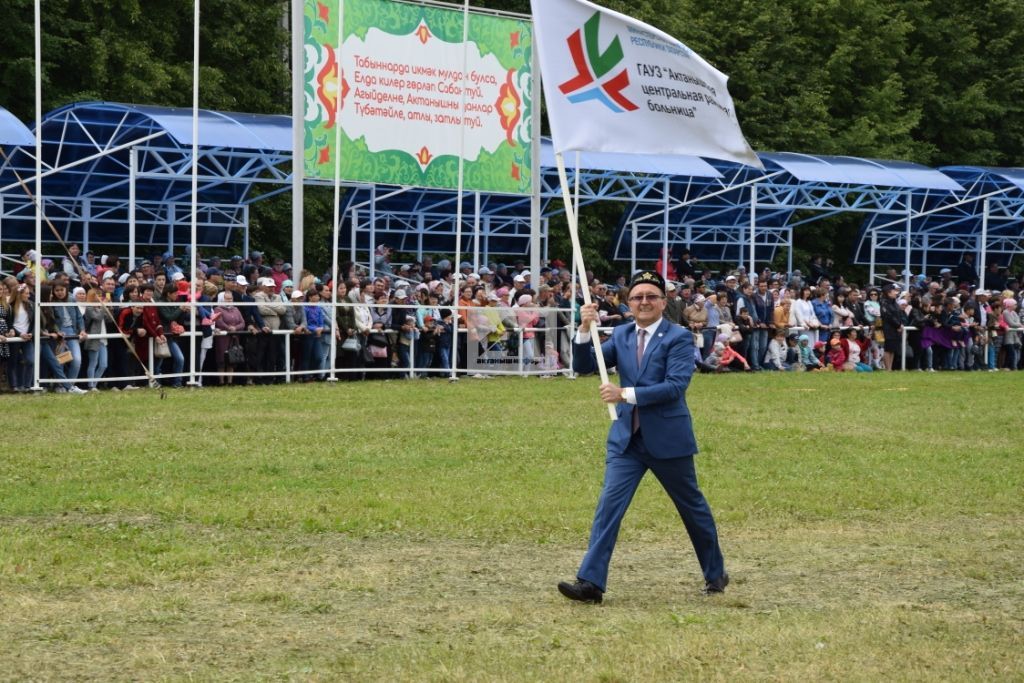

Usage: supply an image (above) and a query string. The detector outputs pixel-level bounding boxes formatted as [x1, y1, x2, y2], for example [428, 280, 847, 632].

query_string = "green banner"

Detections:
[305, 0, 533, 195]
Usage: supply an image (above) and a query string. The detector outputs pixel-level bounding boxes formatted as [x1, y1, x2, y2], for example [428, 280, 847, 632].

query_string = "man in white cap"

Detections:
[938, 267, 954, 289]
[255, 277, 286, 381]
[722, 274, 739, 305]
[664, 281, 683, 325]
[973, 289, 990, 328]
[512, 273, 527, 298]
[479, 266, 496, 294]
[233, 274, 268, 383]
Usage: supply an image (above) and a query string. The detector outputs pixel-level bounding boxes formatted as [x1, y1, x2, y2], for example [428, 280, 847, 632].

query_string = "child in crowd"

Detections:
[717, 336, 751, 372]
[797, 334, 822, 371]
[697, 342, 725, 373]
[765, 328, 792, 371]
[826, 331, 846, 371]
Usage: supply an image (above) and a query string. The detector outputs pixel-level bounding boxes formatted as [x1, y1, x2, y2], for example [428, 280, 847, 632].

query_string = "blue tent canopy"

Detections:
[123, 104, 292, 151]
[611, 151, 966, 267]
[3, 100, 1022, 276]
[0, 101, 292, 250]
[760, 152, 962, 191]
[0, 106, 33, 146]
[852, 166, 1024, 269]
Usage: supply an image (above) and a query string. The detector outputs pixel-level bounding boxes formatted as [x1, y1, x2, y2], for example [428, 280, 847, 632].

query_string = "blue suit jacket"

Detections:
[574, 319, 698, 459]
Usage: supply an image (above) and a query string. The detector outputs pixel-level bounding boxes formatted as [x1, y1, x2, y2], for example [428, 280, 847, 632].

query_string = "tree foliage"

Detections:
[1, 0, 1022, 272]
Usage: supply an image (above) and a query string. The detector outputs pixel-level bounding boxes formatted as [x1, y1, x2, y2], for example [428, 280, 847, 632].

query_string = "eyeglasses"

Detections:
[628, 294, 665, 303]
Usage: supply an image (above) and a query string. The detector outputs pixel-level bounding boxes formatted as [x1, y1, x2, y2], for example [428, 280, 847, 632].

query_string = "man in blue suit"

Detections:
[558, 271, 727, 604]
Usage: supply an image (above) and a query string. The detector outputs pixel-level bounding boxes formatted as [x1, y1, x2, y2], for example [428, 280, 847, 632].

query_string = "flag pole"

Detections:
[188, 0, 200, 387]
[290, 0, 305, 277]
[328, 0, 346, 383]
[32, 0, 42, 391]
[555, 152, 616, 420]
[449, 0, 470, 383]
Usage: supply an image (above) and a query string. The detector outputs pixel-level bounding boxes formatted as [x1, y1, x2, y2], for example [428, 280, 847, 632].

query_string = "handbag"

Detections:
[55, 341, 73, 365]
[226, 339, 246, 365]
[154, 338, 172, 359]
[368, 332, 388, 348]
[341, 336, 361, 352]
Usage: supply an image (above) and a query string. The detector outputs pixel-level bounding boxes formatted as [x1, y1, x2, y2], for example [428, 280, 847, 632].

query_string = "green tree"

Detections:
[3, 0, 1023, 275]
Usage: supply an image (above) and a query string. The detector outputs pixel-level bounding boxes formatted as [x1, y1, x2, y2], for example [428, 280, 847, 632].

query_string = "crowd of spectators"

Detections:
[0, 245, 582, 391]
[1, 244, 1021, 393]
[658, 251, 1023, 373]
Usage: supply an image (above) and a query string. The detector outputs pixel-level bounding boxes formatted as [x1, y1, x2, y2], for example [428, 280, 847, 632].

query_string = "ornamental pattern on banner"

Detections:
[305, 0, 533, 195]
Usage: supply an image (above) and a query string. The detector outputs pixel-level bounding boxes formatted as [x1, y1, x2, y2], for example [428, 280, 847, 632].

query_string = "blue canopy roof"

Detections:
[123, 104, 292, 151]
[4, 100, 1021, 272]
[851, 165, 1024, 268]
[0, 107, 33, 146]
[611, 151, 967, 264]
[942, 166, 1024, 193]
[760, 152, 963, 191]
[0, 102, 292, 250]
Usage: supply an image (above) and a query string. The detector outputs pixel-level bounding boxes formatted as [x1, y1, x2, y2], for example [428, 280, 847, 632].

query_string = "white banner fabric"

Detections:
[530, 0, 762, 168]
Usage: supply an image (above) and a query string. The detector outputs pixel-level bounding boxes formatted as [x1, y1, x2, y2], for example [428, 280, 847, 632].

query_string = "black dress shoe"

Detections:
[558, 579, 604, 603]
[703, 573, 730, 594]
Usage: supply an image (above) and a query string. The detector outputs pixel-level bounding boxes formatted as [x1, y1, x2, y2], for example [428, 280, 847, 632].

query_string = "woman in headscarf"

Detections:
[1001, 298, 1021, 370]
[514, 294, 540, 365]
[214, 290, 245, 385]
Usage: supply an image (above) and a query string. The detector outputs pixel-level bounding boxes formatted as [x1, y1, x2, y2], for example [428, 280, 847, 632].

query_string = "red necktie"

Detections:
[633, 328, 646, 433]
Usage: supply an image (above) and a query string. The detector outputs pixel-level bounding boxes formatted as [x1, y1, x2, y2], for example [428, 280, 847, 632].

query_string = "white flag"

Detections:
[530, 0, 762, 168]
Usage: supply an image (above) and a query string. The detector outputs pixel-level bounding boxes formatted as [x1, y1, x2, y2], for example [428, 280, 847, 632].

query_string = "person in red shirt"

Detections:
[718, 337, 751, 371]
[119, 285, 166, 386]
[826, 331, 847, 370]
[654, 248, 679, 283]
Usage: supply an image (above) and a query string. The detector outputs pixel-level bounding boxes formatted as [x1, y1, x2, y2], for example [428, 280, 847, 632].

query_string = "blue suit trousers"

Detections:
[578, 431, 725, 592]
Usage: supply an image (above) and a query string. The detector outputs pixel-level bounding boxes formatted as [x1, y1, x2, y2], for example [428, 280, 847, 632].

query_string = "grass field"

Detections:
[2, 372, 1022, 681]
